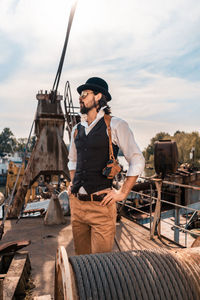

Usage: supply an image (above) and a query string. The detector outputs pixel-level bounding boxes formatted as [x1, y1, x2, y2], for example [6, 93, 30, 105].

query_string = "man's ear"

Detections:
[95, 93, 102, 103]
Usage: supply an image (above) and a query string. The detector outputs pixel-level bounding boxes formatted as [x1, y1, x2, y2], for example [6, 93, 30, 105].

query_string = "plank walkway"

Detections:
[115, 217, 181, 252]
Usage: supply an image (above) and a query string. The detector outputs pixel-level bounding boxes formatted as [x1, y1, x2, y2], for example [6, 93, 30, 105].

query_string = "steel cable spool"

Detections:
[55, 247, 200, 300]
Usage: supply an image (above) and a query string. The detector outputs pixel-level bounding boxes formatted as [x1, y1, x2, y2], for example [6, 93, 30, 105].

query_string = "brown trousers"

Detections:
[70, 194, 116, 255]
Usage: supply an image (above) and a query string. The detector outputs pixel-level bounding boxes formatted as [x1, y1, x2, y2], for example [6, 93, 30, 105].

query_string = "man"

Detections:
[68, 77, 145, 255]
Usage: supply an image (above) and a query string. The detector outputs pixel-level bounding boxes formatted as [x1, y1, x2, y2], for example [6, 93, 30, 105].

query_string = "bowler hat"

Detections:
[77, 77, 111, 101]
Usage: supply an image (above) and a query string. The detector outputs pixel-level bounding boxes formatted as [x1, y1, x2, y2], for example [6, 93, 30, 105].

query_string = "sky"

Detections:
[0, 0, 200, 150]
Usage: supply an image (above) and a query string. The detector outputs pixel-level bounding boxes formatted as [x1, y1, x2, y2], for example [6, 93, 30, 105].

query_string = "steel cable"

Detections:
[118, 251, 144, 300]
[69, 249, 200, 300]
[159, 250, 193, 300]
[89, 254, 110, 300]
[77, 255, 94, 300]
[81, 254, 101, 300]
[93, 253, 119, 300]
[140, 250, 171, 300]
[125, 251, 154, 300]
[101, 253, 124, 300]
[69, 254, 87, 299]
[130, 250, 163, 300]
[144, 250, 178, 299]
[165, 251, 198, 300]
[110, 252, 135, 300]
[108, 253, 131, 300]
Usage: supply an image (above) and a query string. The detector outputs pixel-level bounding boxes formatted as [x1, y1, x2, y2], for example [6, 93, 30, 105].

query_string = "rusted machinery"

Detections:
[9, 1, 79, 218]
[55, 246, 200, 300]
[154, 140, 178, 178]
[5, 161, 25, 197]
[10, 91, 70, 217]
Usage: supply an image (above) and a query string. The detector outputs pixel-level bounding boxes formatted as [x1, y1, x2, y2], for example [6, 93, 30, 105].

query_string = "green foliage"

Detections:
[144, 131, 200, 167]
[144, 132, 171, 161]
[173, 131, 200, 164]
[15, 136, 36, 156]
[0, 128, 16, 155]
[15, 138, 28, 153]
[0, 127, 36, 156]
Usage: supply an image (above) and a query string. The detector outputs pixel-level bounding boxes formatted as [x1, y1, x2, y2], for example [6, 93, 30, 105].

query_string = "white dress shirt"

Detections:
[68, 109, 145, 193]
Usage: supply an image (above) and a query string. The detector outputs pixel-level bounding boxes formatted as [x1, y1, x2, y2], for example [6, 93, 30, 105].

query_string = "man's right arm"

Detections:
[67, 170, 75, 195]
[70, 170, 75, 182]
[67, 125, 78, 194]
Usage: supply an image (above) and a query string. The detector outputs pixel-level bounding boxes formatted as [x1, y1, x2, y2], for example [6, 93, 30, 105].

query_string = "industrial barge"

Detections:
[0, 2, 200, 299]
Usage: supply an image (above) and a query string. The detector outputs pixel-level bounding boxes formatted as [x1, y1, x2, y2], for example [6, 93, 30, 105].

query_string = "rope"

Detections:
[69, 249, 200, 300]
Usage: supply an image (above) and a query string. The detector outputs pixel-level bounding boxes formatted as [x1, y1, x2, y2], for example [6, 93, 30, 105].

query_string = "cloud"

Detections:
[0, 0, 200, 150]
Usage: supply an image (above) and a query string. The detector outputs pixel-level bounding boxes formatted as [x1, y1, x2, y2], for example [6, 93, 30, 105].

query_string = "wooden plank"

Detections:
[0, 279, 3, 300]
[0, 240, 30, 255]
[3, 252, 30, 300]
[116, 216, 181, 251]
[34, 295, 51, 300]
[116, 219, 161, 251]
[150, 181, 162, 238]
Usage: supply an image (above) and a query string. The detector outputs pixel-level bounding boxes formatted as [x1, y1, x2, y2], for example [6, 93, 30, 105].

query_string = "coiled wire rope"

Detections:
[69, 249, 200, 300]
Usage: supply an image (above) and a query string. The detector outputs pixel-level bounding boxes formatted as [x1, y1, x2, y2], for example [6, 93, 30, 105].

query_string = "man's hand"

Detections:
[96, 189, 126, 206]
[95, 175, 138, 206]
[67, 184, 72, 195]
[67, 182, 73, 195]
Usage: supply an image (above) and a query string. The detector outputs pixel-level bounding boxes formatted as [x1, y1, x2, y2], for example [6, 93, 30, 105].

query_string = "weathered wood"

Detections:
[3, 252, 31, 300]
[0, 254, 14, 274]
[191, 236, 200, 248]
[150, 180, 162, 239]
[116, 218, 170, 251]
[55, 246, 74, 300]
[0, 240, 30, 255]
[0, 279, 3, 300]
[34, 296, 51, 300]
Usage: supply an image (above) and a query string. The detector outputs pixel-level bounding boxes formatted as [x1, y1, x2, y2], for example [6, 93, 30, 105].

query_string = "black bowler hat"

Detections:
[77, 77, 111, 101]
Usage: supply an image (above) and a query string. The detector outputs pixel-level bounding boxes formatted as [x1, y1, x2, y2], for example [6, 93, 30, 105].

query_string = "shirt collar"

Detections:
[80, 107, 106, 128]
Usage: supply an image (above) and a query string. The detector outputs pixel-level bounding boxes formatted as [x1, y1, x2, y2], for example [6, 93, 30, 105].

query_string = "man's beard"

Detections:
[80, 100, 97, 114]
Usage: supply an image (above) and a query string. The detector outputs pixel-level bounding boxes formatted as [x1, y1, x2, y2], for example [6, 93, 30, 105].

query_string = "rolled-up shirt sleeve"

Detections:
[68, 125, 78, 171]
[111, 118, 145, 176]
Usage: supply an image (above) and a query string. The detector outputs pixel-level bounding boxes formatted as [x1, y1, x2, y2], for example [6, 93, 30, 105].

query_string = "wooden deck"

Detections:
[0, 215, 182, 298]
[115, 217, 181, 251]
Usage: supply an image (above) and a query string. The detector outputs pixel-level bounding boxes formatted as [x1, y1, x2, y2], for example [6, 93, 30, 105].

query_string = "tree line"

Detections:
[0, 127, 36, 157]
[143, 131, 200, 167]
[1, 127, 200, 167]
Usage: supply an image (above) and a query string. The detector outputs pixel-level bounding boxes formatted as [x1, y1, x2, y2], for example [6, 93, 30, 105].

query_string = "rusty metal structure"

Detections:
[11, 91, 70, 217]
[64, 81, 80, 141]
[7, 2, 79, 219]
[154, 140, 178, 178]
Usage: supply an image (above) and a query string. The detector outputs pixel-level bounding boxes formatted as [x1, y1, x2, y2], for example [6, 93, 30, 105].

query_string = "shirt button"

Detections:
[81, 180, 84, 183]
[84, 148, 87, 151]
[84, 159, 87, 163]
[83, 170, 86, 174]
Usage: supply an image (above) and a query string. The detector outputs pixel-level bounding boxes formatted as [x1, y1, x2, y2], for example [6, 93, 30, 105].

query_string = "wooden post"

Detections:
[0, 279, 3, 300]
[150, 179, 162, 239]
[174, 187, 181, 244]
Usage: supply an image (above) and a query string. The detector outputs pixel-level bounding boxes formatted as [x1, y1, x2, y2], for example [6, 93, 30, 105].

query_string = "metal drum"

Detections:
[154, 140, 178, 177]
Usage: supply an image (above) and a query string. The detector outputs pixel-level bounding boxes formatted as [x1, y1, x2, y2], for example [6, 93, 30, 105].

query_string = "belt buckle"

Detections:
[90, 194, 94, 201]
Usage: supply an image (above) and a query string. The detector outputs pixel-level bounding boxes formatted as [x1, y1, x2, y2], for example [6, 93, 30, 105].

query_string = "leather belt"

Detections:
[74, 193, 107, 202]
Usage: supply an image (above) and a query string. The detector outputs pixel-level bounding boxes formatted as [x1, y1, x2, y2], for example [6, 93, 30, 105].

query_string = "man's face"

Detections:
[79, 90, 100, 114]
